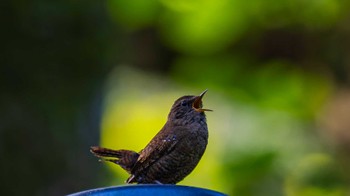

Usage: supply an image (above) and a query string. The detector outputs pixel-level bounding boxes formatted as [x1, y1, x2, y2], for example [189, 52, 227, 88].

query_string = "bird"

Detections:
[90, 89, 212, 184]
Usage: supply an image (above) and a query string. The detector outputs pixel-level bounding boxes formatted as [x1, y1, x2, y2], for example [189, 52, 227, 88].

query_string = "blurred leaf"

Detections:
[222, 151, 279, 195]
[159, 0, 200, 12]
[159, 0, 246, 54]
[107, 0, 160, 30]
[285, 153, 347, 196]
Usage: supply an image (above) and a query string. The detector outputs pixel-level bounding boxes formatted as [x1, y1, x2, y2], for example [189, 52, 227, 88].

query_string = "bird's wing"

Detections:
[128, 126, 188, 182]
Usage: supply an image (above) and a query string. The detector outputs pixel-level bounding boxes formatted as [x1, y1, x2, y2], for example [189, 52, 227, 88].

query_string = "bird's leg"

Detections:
[154, 180, 163, 185]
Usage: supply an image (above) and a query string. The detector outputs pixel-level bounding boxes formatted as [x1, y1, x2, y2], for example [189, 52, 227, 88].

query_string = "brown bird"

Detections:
[90, 90, 212, 184]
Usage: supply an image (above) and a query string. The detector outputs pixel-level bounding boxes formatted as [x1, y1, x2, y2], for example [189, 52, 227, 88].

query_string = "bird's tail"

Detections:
[90, 146, 139, 173]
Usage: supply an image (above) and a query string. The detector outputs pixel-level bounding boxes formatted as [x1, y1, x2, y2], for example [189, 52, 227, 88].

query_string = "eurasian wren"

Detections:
[91, 89, 212, 184]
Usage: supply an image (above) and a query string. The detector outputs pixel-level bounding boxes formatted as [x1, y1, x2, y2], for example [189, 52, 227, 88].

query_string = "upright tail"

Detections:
[90, 146, 139, 173]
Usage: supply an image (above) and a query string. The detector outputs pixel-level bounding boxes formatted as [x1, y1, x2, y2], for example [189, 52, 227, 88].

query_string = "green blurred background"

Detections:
[1, 0, 350, 195]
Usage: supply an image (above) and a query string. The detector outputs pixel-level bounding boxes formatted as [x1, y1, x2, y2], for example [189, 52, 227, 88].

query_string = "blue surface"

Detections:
[68, 185, 227, 196]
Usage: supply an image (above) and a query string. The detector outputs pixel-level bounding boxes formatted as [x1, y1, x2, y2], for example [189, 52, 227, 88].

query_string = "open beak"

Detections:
[192, 89, 213, 112]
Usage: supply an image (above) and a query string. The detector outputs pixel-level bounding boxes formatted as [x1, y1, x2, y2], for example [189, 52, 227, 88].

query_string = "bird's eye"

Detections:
[181, 100, 187, 106]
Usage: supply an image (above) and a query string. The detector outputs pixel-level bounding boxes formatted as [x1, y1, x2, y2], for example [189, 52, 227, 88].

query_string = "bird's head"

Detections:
[168, 90, 212, 122]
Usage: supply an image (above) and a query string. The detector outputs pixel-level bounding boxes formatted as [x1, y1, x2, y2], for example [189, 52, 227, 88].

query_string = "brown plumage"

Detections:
[90, 90, 212, 184]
